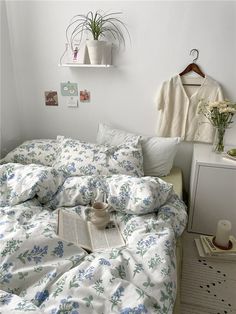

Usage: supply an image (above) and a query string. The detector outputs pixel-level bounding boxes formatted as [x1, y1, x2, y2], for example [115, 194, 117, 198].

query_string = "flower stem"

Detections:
[213, 127, 225, 153]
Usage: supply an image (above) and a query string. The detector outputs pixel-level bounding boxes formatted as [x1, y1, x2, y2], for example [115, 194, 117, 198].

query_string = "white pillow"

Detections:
[53, 138, 144, 177]
[96, 123, 180, 176]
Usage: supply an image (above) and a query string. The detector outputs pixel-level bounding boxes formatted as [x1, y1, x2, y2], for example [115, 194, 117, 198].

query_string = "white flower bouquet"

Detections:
[198, 99, 236, 152]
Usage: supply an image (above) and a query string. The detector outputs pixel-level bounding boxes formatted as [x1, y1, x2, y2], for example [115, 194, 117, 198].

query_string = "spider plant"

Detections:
[66, 10, 130, 51]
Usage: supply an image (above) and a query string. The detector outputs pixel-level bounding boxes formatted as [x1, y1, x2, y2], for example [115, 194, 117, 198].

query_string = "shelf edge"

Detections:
[58, 63, 114, 68]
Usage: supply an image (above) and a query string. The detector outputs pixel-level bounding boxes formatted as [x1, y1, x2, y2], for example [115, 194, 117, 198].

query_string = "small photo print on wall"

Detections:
[61, 82, 78, 96]
[45, 91, 58, 106]
[80, 90, 90, 102]
[67, 97, 78, 108]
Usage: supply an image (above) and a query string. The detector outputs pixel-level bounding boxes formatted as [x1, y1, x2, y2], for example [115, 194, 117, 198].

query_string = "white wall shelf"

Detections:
[58, 63, 114, 68]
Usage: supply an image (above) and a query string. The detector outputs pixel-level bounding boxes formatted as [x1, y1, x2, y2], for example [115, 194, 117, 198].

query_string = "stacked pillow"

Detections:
[52, 138, 144, 177]
[1, 125, 180, 177]
[96, 123, 180, 176]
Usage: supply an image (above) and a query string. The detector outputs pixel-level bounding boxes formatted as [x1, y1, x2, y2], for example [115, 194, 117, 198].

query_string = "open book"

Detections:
[57, 209, 125, 252]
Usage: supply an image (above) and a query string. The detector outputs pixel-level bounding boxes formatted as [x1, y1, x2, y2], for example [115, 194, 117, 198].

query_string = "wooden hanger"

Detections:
[179, 49, 205, 86]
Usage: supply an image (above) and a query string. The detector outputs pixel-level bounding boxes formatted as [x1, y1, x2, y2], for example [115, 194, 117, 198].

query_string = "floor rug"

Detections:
[180, 232, 236, 314]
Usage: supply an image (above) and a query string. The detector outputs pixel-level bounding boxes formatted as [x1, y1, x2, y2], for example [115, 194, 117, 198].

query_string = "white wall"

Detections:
[0, 0, 21, 157]
[3, 1, 236, 191]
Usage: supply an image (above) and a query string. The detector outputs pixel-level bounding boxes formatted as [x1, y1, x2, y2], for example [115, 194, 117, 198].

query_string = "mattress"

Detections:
[161, 167, 183, 200]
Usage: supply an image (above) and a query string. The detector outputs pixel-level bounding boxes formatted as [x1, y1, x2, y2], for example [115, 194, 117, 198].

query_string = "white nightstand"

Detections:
[188, 143, 236, 235]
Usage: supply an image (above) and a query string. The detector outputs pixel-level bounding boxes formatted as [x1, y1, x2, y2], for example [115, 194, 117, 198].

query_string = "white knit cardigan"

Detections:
[156, 74, 224, 143]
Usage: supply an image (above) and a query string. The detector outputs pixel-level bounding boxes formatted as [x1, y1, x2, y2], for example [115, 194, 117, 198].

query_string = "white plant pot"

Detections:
[86, 40, 106, 65]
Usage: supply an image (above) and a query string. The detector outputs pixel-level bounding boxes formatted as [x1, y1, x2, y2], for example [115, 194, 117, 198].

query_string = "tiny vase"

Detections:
[213, 127, 226, 153]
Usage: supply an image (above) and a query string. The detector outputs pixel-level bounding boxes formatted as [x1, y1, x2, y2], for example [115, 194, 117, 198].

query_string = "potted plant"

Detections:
[66, 10, 130, 64]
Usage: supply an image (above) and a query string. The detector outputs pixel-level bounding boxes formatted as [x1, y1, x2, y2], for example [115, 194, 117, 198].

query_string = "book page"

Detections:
[88, 221, 125, 251]
[58, 209, 92, 251]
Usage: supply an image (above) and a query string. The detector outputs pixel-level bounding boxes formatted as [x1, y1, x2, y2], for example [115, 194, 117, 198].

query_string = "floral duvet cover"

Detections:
[0, 163, 187, 314]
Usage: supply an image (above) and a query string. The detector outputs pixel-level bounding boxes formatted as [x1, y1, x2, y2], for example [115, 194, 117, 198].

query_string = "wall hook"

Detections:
[190, 48, 199, 63]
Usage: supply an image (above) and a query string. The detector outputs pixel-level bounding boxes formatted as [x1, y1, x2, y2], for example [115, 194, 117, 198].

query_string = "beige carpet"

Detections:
[180, 232, 236, 314]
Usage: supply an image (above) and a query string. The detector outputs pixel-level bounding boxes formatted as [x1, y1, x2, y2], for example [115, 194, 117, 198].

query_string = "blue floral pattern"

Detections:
[0, 162, 187, 313]
[48, 174, 177, 215]
[0, 139, 59, 166]
[53, 138, 144, 177]
[0, 163, 65, 206]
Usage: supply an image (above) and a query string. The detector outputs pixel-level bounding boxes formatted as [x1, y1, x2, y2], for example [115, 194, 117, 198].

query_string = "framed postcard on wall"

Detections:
[45, 91, 58, 106]
[61, 82, 78, 96]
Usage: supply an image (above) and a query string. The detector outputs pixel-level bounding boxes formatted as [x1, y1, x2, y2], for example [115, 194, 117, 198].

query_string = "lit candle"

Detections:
[215, 220, 232, 248]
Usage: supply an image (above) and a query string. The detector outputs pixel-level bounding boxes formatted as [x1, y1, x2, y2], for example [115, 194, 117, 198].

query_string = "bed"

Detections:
[0, 127, 187, 314]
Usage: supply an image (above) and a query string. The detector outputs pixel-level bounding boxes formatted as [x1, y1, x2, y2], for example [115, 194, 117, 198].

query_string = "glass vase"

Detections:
[212, 127, 226, 153]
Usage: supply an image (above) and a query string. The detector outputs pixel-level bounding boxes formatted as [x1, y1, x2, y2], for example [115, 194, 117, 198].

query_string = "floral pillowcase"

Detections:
[107, 175, 174, 214]
[52, 138, 144, 177]
[47, 174, 174, 215]
[0, 139, 59, 166]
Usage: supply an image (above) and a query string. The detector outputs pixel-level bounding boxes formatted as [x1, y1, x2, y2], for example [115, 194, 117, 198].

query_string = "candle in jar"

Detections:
[215, 220, 232, 248]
